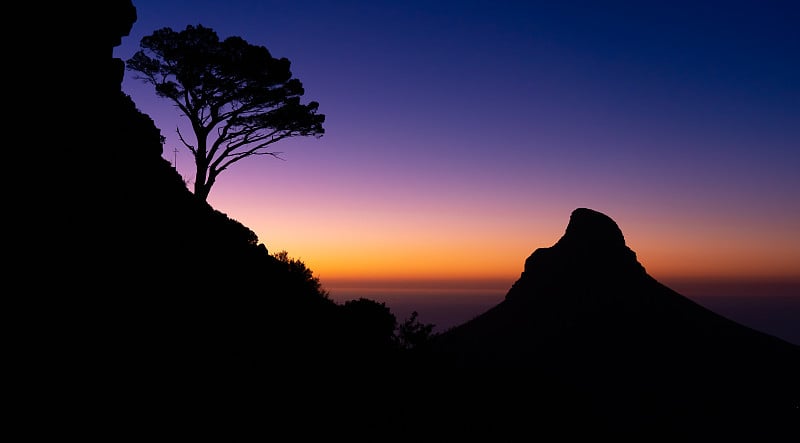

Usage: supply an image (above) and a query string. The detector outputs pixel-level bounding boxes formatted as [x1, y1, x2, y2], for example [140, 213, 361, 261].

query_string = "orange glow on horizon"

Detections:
[209, 185, 800, 289]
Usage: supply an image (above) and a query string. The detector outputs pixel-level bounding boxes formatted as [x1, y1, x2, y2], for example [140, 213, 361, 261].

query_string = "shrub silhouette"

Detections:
[395, 311, 437, 351]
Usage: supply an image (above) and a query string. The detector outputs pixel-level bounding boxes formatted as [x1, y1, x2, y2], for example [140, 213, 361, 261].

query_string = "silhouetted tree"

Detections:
[272, 250, 330, 301]
[126, 24, 325, 201]
[395, 311, 437, 351]
[341, 298, 398, 352]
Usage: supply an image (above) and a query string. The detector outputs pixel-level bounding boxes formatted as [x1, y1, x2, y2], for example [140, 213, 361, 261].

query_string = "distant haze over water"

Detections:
[689, 295, 799, 346]
[327, 279, 800, 345]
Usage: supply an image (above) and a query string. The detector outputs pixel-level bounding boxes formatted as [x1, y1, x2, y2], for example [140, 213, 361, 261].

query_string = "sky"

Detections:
[114, 0, 800, 301]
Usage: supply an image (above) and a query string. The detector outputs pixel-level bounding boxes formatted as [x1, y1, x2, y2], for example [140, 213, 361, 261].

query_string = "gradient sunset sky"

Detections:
[115, 0, 799, 295]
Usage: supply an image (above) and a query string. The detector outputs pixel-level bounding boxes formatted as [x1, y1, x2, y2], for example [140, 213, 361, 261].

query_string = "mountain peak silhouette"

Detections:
[558, 207, 626, 249]
[431, 207, 799, 437]
[509, 207, 646, 306]
[441, 207, 798, 348]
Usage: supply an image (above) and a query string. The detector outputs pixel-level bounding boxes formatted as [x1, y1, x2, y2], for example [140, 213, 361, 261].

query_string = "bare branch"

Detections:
[176, 127, 197, 155]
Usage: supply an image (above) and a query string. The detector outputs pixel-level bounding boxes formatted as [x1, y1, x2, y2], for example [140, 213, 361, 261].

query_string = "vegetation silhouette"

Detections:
[98, 1, 799, 440]
[126, 24, 325, 201]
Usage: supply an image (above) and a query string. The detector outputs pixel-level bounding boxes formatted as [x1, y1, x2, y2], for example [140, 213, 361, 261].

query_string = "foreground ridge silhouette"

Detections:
[430, 207, 800, 439]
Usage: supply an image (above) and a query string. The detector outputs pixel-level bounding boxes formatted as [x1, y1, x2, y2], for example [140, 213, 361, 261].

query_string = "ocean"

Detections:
[327, 285, 800, 346]
[690, 295, 800, 346]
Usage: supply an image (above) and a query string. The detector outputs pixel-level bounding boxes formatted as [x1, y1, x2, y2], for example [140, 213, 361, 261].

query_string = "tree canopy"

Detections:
[126, 24, 325, 201]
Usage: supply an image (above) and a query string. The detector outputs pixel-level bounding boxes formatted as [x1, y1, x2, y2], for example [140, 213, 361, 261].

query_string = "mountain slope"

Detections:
[430, 208, 800, 438]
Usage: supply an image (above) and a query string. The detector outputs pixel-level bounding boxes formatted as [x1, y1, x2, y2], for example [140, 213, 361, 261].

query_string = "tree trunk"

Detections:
[194, 156, 210, 201]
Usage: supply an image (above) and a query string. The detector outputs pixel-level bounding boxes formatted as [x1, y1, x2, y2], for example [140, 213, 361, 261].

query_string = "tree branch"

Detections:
[176, 127, 196, 155]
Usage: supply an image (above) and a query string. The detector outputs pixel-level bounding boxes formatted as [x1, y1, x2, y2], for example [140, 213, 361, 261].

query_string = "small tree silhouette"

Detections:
[395, 311, 437, 351]
[272, 250, 330, 300]
[341, 298, 398, 350]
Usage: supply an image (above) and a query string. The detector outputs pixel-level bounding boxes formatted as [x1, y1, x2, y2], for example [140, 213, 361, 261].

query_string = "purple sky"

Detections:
[114, 1, 800, 291]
